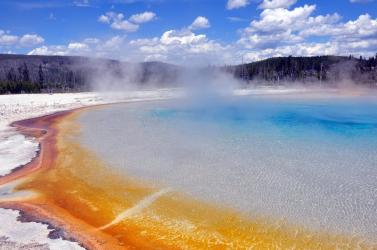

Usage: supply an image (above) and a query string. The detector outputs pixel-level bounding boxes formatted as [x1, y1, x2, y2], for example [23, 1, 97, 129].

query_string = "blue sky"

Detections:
[0, 0, 376, 65]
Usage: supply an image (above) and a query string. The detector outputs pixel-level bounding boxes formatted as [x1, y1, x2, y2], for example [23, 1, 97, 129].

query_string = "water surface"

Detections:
[78, 94, 377, 239]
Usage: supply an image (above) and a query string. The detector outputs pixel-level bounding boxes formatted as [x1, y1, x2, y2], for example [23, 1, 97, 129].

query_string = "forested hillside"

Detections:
[1, 54, 377, 94]
[0, 54, 181, 94]
[225, 55, 377, 86]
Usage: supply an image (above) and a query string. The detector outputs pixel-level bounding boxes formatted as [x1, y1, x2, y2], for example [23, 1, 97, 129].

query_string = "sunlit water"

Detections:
[78, 94, 377, 239]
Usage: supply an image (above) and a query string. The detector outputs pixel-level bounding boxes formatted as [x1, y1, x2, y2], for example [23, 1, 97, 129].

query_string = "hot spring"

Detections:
[75, 93, 377, 244]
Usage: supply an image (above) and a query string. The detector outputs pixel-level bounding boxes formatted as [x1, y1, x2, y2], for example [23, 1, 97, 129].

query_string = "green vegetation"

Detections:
[0, 54, 180, 94]
[225, 55, 377, 86]
[0, 54, 376, 94]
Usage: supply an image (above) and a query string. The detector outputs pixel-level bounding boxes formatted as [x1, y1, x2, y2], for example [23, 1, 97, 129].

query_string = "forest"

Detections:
[0, 54, 377, 94]
[0, 54, 180, 94]
[225, 55, 377, 86]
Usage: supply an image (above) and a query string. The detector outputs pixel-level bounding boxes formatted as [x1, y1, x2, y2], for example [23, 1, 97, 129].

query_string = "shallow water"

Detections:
[78, 95, 377, 239]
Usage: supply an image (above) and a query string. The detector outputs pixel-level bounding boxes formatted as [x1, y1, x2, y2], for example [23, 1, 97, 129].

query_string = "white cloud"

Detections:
[0, 30, 45, 48]
[160, 30, 207, 45]
[235, 1, 377, 62]
[27, 35, 129, 59]
[99, 11, 157, 32]
[259, 0, 297, 9]
[111, 19, 139, 32]
[298, 14, 377, 42]
[99, 12, 139, 32]
[241, 42, 337, 61]
[100, 36, 126, 50]
[242, 38, 377, 62]
[338, 14, 377, 38]
[68, 42, 89, 51]
[28, 40, 92, 56]
[250, 5, 316, 33]
[128, 29, 231, 64]
[0, 31, 18, 46]
[238, 5, 318, 49]
[19, 34, 45, 47]
[129, 11, 156, 24]
[226, 0, 250, 10]
[24, 1, 377, 65]
[28, 45, 68, 56]
[98, 14, 110, 23]
[189, 16, 211, 30]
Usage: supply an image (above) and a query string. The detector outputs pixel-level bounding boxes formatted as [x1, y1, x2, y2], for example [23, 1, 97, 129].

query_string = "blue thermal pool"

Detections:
[77, 94, 377, 239]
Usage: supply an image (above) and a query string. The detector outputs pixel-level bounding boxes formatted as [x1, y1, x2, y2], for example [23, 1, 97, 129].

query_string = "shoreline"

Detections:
[0, 90, 181, 249]
[0, 111, 66, 186]
[0, 90, 181, 177]
[0, 107, 127, 249]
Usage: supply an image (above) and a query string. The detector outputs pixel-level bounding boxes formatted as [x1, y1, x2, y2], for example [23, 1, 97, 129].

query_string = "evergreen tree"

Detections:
[22, 63, 30, 82]
[38, 64, 44, 88]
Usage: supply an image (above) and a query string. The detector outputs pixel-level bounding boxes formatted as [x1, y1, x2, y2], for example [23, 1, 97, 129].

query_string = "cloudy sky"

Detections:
[0, 0, 377, 65]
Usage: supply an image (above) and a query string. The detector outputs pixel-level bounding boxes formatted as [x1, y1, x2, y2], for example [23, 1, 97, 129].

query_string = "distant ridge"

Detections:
[225, 55, 377, 86]
[0, 54, 376, 94]
[0, 54, 181, 94]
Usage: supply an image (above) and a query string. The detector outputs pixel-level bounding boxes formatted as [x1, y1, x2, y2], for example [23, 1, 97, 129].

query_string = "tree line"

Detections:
[0, 54, 181, 94]
[1, 54, 377, 94]
[0, 55, 92, 94]
[223, 55, 377, 86]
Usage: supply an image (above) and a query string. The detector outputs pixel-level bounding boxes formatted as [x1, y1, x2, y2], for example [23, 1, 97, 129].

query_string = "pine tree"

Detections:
[22, 63, 30, 82]
[38, 64, 44, 89]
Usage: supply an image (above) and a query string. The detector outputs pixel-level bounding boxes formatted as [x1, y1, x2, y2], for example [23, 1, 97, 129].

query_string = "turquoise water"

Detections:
[78, 95, 377, 238]
[151, 97, 377, 138]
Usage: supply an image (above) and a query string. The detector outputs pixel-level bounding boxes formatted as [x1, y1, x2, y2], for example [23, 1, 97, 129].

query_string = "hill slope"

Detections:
[0, 54, 181, 94]
[224, 55, 377, 86]
[1, 54, 377, 94]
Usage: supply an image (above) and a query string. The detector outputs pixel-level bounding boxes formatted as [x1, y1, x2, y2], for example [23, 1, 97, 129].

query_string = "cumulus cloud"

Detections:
[189, 16, 211, 30]
[128, 29, 233, 64]
[27, 36, 127, 59]
[28, 40, 93, 56]
[19, 34, 45, 47]
[0, 31, 18, 46]
[0, 30, 44, 48]
[111, 20, 139, 32]
[129, 11, 156, 24]
[252, 4, 316, 32]
[100, 36, 126, 50]
[98, 14, 110, 23]
[238, 5, 318, 48]
[28, 45, 68, 56]
[24, 1, 377, 65]
[99, 11, 157, 32]
[95, 12, 226, 64]
[299, 13, 377, 40]
[99, 12, 139, 32]
[68, 42, 89, 51]
[226, 0, 250, 10]
[235, 1, 377, 62]
[259, 0, 297, 9]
